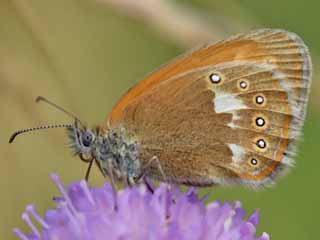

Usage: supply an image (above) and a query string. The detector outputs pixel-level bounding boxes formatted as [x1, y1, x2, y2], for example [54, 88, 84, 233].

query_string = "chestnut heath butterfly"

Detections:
[10, 29, 312, 189]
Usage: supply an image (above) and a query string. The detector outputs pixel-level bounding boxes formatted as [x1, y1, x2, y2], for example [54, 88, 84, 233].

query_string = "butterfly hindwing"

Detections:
[107, 29, 311, 187]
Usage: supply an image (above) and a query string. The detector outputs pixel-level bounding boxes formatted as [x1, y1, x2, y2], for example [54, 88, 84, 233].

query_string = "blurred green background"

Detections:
[1, 0, 319, 239]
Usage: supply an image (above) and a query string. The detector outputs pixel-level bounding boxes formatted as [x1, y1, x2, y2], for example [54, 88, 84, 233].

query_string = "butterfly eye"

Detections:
[82, 132, 93, 147]
[250, 158, 258, 166]
[209, 73, 221, 84]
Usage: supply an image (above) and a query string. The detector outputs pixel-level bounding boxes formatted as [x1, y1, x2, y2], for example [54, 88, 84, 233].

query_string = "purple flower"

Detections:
[14, 174, 269, 240]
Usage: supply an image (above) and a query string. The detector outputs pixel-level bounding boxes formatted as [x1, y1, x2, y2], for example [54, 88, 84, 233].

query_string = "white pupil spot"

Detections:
[240, 81, 247, 89]
[257, 139, 266, 149]
[256, 96, 264, 104]
[256, 117, 265, 127]
[210, 74, 221, 83]
[251, 159, 258, 165]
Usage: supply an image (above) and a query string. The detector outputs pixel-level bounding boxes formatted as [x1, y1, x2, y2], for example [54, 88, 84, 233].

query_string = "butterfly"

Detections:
[10, 29, 312, 189]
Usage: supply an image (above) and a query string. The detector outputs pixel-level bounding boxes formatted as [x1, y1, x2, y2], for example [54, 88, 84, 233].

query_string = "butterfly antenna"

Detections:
[9, 124, 73, 143]
[35, 96, 83, 125]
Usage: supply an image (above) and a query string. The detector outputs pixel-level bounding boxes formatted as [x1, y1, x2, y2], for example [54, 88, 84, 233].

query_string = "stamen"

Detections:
[261, 232, 270, 240]
[208, 201, 220, 209]
[224, 210, 236, 231]
[60, 202, 82, 235]
[13, 228, 29, 240]
[80, 180, 95, 206]
[234, 201, 242, 209]
[213, 203, 233, 230]
[26, 204, 50, 229]
[22, 212, 40, 237]
[50, 173, 77, 214]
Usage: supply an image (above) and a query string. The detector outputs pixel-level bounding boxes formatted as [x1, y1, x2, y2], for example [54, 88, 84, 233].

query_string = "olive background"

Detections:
[1, 1, 319, 239]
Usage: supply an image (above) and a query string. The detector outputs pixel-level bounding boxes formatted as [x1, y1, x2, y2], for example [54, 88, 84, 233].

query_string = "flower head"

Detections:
[14, 174, 269, 240]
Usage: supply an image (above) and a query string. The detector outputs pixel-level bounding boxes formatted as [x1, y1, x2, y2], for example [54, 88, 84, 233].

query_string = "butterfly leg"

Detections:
[135, 156, 167, 187]
[143, 176, 155, 193]
[127, 176, 135, 187]
[148, 156, 167, 182]
[84, 159, 94, 181]
[79, 153, 92, 163]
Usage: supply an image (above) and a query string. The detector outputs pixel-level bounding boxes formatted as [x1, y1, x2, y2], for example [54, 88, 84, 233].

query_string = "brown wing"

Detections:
[108, 29, 312, 187]
[108, 29, 311, 127]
